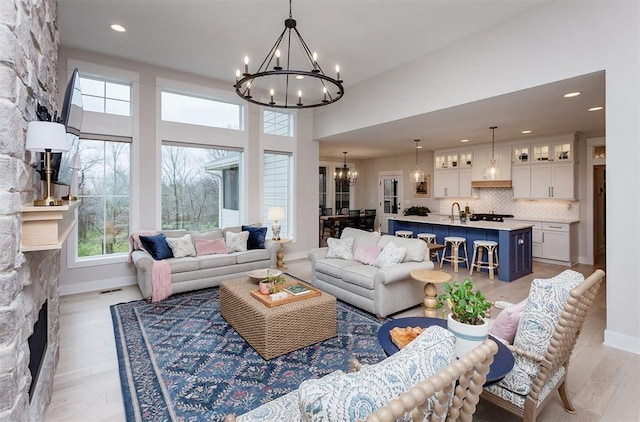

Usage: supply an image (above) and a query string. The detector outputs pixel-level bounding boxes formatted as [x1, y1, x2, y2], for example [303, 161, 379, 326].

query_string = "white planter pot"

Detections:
[447, 313, 489, 357]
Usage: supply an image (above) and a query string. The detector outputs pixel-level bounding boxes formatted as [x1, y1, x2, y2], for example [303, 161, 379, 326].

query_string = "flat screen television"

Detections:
[38, 68, 83, 183]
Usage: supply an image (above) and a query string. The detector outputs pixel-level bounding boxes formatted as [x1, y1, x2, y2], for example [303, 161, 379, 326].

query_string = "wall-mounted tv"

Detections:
[38, 68, 83, 183]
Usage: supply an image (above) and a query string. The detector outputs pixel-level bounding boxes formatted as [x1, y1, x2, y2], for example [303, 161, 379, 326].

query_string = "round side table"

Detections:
[272, 238, 292, 269]
[410, 269, 452, 317]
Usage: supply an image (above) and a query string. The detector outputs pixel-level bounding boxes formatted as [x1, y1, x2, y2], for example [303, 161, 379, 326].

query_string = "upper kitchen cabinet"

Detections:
[471, 145, 511, 184]
[433, 150, 473, 198]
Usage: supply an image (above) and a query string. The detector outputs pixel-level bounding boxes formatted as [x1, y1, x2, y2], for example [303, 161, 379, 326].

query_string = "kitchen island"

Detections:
[388, 216, 533, 281]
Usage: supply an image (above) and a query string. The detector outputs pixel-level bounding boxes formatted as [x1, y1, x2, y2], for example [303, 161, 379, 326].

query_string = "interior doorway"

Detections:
[593, 165, 606, 267]
[378, 172, 403, 234]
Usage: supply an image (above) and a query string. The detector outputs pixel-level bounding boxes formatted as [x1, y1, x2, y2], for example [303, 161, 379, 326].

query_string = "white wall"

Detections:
[315, 1, 640, 354]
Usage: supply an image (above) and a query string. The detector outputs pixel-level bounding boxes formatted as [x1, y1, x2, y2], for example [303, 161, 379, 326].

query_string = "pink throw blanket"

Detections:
[128, 232, 173, 303]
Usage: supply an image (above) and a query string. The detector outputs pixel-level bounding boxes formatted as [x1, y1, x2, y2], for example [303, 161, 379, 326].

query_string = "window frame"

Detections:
[263, 109, 294, 137]
[263, 151, 293, 239]
[160, 89, 243, 130]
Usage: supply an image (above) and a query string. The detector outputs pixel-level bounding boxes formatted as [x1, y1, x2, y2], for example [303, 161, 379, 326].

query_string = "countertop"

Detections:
[389, 215, 534, 231]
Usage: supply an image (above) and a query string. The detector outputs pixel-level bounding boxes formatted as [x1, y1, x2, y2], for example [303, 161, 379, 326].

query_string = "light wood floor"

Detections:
[45, 259, 640, 422]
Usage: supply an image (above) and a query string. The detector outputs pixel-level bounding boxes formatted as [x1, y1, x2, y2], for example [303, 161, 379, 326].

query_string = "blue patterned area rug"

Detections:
[111, 279, 388, 421]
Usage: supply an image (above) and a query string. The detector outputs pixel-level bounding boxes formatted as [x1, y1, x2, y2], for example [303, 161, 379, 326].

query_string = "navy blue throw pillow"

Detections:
[139, 233, 173, 260]
[242, 225, 267, 250]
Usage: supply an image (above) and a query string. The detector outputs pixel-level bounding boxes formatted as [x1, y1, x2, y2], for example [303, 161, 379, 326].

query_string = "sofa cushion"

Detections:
[377, 235, 427, 263]
[189, 229, 224, 243]
[490, 298, 527, 344]
[298, 326, 455, 422]
[375, 241, 406, 268]
[242, 225, 267, 249]
[236, 249, 271, 264]
[139, 234, 173, 260]
[226, 231, 249, 253]
[315, 259, 361, 279]
[353, 244, 382, 266]
[340, 227, 381, 251]
[160, 229, 188, 238]
[340, 264, 378, 290]
[326, 237, 354, 260]
[195, 238, 227, 255]
[498, 270, 583, 396]
[165, 234, 196, 258]
[165, 257, 199, 273]
[197, 253, 237, 269]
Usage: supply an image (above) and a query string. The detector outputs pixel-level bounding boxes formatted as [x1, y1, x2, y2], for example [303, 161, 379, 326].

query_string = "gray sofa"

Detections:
[131, 226, 279, 299]
[308, 227, 434, 318]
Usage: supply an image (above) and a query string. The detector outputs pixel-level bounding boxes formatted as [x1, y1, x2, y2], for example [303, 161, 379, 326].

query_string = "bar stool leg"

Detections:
[488, 248, 495, 280]
[469, 244, 477, 275]
[452, 242, 459, 273]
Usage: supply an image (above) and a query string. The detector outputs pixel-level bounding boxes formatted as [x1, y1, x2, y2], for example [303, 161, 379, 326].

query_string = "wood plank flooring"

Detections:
[45, 260, 640, 422]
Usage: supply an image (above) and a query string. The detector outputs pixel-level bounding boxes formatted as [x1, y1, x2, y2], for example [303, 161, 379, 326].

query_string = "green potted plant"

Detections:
[459, 210, 468, 223]
[437, 278, 492, 356]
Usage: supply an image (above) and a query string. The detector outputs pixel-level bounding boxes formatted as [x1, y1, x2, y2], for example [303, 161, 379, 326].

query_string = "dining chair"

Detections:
[481, 269, 605, 422]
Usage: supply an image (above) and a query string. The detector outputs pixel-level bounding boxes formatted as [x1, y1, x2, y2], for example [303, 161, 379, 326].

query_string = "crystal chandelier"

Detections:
[486, 126, 499, 180]
[410, 139, 425, 183]
[234, 0, 344, 109]
[334, 152, 357, 186]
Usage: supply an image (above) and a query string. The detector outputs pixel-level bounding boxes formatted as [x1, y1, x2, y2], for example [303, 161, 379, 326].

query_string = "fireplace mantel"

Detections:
[21, 200, 79, 251]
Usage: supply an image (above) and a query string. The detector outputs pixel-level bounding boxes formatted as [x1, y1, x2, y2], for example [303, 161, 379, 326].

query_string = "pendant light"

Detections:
[486, 126, 499, 180]
[334, 152, 357, 186]
[410, 139, 425, 183]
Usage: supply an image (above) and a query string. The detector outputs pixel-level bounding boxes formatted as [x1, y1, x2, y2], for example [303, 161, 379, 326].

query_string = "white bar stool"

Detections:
[440, 236, 469, 273]
[417, 233, 439, 263]
[470, 240, 499, 280]
[395, 230, 413, 238]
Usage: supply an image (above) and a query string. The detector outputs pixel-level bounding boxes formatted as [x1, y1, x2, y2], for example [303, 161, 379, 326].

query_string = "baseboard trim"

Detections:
[604, 329, 640, 356]
[59, 276, 137, 296]
[285, 251, 308, 262]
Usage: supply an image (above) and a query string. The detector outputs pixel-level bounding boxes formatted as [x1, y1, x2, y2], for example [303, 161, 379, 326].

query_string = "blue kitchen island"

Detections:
[389, 216, 533, 282]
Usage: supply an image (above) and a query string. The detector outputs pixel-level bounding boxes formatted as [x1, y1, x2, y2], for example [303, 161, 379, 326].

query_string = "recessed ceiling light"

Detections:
[295, 75, 304, 80]
[563, 91, 581, 98]
[110, 24, 126, 32]
[460, 139, 469, 143]
[588, 106, 604, 112]
[521, 130, 532, 134]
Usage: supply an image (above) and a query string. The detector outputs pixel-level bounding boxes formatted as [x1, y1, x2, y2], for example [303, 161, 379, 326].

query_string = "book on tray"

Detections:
[284, 284, 312, 296]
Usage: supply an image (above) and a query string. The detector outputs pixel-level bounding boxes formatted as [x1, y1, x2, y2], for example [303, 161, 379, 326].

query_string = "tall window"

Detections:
[335, 180, 350, 212]
[161, 91, 241, 130]
[79, 76, 131, 116]
[161, 144, 240, 230]
[319, 167, 327, 210]
[263, 110, 293, 136]
[76, 138, 131, 258]
[263, 152, 292, 239]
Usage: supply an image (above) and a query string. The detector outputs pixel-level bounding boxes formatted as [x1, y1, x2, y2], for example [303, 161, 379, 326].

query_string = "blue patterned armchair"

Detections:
[482, 269, 605, 422]
[224, 326, 498, 422]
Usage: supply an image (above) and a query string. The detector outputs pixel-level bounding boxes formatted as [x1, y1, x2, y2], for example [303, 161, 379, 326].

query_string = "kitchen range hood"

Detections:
[471, 180, 513, 188]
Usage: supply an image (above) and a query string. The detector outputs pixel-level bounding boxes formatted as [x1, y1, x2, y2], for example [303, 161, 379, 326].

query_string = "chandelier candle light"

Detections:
[410, 139, 425, 183]
[335, 152, 357, 186]
[26, 121, 69, 206]
[234, 0, 344, 109]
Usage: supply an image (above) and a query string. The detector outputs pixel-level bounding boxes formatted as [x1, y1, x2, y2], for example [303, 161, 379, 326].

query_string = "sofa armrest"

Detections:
[308, 247, 328, 265]
[375, 260, 434, 285]
[131, 250, 154, 271]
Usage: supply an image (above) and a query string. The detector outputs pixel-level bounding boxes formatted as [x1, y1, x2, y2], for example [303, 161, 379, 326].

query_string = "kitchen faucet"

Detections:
[450, 202, 461, 222]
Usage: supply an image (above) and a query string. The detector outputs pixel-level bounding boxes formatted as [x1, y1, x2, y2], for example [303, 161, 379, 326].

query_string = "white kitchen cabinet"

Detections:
[471, 146, 511, 181]
[531, 163, 576, 199]
[511, 165, 531, 198]
[434, 170, 459, 197]
[527, 221, 577, 266]
[459, 169, 473, 197]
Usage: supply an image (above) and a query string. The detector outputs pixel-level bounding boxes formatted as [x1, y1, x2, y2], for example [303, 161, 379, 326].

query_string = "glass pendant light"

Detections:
[486, 126, 499, 180]
[410, 139, 425, 183]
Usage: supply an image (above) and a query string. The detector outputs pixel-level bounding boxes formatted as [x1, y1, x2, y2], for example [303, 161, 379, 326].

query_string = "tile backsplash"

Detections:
[437, 188, 580, 221]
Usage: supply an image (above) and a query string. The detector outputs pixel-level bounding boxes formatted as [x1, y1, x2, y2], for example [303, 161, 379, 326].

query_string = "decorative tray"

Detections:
[250, 282, 321, 307]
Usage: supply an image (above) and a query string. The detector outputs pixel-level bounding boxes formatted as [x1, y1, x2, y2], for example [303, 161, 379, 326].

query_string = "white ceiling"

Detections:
[57, 0, 605, 159]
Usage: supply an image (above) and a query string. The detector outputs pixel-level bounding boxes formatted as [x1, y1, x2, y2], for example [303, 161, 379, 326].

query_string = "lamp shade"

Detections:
[25, 121, 68, 152]
[267, 207, 286, 221]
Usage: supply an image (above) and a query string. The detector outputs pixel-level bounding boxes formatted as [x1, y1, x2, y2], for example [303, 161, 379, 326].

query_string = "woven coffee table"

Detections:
[220, 275, 337, 360]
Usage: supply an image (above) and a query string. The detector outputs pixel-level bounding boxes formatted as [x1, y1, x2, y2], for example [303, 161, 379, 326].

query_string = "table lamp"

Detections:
[26, 121, 68, 206]
[267, 207, 286, 240]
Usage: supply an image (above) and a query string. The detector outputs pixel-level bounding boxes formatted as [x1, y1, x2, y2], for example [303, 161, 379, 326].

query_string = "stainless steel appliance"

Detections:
[469, 213, 514, 222]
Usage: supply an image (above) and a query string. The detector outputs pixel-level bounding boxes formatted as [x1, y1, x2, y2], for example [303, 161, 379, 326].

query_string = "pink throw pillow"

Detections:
[195, 238, 227, 255]
[353, 245, 382, 266]
[490, 298, 528, 343]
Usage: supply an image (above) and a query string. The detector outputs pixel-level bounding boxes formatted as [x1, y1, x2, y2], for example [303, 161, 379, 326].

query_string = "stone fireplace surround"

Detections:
[0, 1, 62, 421]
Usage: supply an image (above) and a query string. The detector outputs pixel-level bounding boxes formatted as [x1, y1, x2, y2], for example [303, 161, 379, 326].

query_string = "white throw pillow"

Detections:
[326, 237, 354, 260]
[375, 241, 406, 268]
[165, 234, 196, 258]
[225, 230, 249, 253]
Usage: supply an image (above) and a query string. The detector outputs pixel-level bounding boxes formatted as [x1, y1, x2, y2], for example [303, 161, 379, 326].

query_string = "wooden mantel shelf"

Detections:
[21, 201, 79, 252]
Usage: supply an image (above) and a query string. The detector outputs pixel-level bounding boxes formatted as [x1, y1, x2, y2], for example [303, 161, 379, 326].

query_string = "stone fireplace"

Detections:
[0, 0, 62, 420]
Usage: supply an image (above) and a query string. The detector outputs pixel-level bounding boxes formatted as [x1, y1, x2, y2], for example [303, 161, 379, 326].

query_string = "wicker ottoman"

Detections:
[220, 276, 337, 360]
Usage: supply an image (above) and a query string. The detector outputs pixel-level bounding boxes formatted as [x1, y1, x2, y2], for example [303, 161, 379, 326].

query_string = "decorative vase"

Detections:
[259, 280, 272, 295]
[447, 313, 489, 357]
